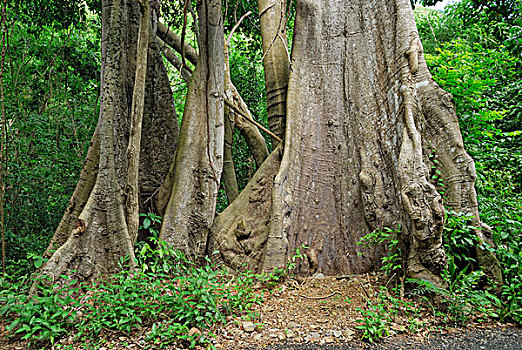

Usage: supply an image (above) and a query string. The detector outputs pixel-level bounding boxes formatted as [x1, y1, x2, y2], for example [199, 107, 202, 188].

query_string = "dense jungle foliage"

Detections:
[0, 0, 521, 348]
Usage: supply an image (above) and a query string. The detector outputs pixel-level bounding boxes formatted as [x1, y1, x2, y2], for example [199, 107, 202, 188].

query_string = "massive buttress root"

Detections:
[210, 147, 282, 271]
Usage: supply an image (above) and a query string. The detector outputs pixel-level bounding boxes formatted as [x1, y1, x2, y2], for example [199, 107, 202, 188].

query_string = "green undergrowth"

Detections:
[0, 214, 304, 349]
[354, 206, 522, 343]
[0, 232, 268, 349]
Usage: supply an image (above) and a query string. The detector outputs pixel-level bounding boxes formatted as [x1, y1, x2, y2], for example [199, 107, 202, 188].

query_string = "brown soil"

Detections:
[211, 273, 428, 349]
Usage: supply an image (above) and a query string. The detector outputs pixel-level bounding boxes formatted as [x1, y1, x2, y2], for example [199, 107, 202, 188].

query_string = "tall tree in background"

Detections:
[37, 0, 501, 287]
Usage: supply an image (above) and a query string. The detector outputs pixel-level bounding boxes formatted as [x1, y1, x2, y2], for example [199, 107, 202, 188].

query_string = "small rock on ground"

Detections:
[258, 326, 522, 350]
[242, 322, 256, 333]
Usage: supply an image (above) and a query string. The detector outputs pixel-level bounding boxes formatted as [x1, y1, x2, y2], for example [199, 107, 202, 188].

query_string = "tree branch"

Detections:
[157, 21, 199, 65]
[223, 97, 282, 143]
[227, 11, 252, 47]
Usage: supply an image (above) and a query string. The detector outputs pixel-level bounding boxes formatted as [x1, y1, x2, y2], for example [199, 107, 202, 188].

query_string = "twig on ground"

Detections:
[357, 279, 371, 301]
[301, 291, 339, 300]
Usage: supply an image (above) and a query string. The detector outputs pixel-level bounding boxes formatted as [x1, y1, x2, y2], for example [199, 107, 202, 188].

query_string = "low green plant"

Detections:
[478, 185, 522, 324]
[355, 285, 423, 342]
[358, 225, 402, 280]
[145, 321, 194, 348]
[0, 275, 79, 345]
[355, 228, 433, 342]
[355, 299, 391, 343]
[443, 210, 481, 268]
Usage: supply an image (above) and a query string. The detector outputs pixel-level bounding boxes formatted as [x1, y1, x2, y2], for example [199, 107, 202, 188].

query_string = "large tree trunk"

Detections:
[37, 0, 179, 283]
[264, 0, 447, 282]
[159, 0, 225, 257]
[213, 0, 499, 286]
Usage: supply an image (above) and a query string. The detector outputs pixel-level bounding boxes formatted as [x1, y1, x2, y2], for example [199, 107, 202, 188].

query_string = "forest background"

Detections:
[0, 0, 521, 348]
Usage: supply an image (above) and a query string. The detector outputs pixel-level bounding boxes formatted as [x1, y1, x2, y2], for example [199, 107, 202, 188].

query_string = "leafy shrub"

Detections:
[355, 298, 391, 343]
[425, 40, 514, 145]
[478, 175, 522, 324]
[0, 235, 264, 348]
[0, 275, 79, 345]
[358, 226, 402, 280]
[407, 210, 516, 326]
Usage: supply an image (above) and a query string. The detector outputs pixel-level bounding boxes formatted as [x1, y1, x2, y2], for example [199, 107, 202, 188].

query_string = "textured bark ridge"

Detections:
[223, 70, 270, 169]
[258, 0, 496, 284]
[397, 1, 501, 284]
[38, 0, 178, 284]
[159, 0, 225, 257]
[141, 38, 180, 218]
[258, 0, 290, 146]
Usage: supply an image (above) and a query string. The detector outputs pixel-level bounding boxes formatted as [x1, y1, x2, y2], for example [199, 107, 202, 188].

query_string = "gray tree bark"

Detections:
[126, 0, 151, 243]
[159, 0, 225, 257]
[37, 0, 179, 283]
[213, 0, 500, 286]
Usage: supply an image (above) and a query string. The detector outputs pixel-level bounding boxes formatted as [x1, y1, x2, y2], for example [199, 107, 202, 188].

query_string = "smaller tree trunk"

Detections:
[258, 0, 290, 146]
[157, 28, 269, 195]
[157, 25, 269, 168]
[126, 0, 150, 243]
[223, 106, 239, 203]
[159, 0, 225, 257]
[226, 82, 270, 168]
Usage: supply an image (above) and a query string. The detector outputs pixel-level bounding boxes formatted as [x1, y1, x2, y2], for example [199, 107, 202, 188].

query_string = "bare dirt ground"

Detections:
[210, 274, 521, 349]
[1, 273, 521, 349]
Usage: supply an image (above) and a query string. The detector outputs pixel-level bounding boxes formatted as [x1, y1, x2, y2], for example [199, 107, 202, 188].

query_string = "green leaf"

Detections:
[34, 258, 43, 269]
